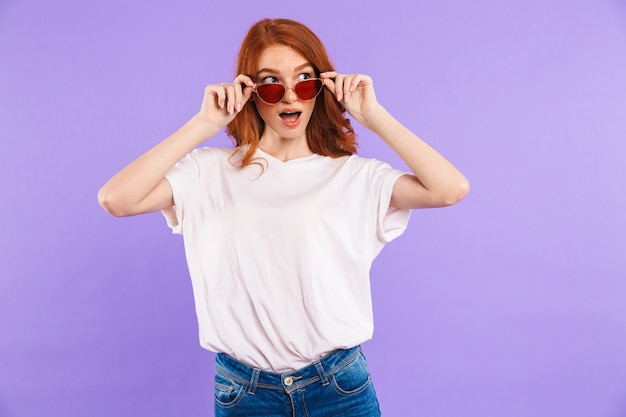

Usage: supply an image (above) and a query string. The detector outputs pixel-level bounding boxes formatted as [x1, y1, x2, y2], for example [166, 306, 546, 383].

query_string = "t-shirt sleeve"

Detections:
[161, 148, 207, 235]
[371, 161, 412, 243]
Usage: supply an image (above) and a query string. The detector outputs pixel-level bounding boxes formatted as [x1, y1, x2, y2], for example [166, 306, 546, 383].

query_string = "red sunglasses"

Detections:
[253, 78, 324, 105]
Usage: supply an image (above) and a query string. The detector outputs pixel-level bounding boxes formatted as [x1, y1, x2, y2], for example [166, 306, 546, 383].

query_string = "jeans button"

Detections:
[284, 376, 293, 387]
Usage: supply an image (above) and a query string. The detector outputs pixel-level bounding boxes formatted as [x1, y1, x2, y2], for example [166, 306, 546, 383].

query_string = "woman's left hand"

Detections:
[320, 72, 382, 127]
[322, 72, 469, 209]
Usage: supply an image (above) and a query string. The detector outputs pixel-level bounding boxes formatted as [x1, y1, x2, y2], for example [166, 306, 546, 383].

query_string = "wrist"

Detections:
[358, 104, 390, 131]
[187, 113, 222, 141]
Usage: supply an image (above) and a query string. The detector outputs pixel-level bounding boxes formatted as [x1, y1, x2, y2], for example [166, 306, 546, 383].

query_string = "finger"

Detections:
[235, 74, 255, 89]
[343, 75, 355, 102]
[235, 75, 257, 111]
[333, 74, 345, 102]
[320, 71, 340, 100]
[225, 85, 236, 114]
[345, 74, 366, 102]
[321, 75, 336, 92]
[232, 83, 244, 113]
[321, 72, 351, 101]
[234, 75, 253, 110]
[235, 74, 256, 97]
[348, 74, 362, 92]
[209, 85, 226, 109]
[320, 71, 337, 79]
[242, 83, 256, 104]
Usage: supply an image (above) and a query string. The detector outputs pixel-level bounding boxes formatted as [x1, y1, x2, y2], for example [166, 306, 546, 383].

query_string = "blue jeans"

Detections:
[214, 346, 381, 417]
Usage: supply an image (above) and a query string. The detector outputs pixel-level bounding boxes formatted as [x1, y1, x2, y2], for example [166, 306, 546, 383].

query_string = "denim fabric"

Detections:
[214, 346, 381, 417]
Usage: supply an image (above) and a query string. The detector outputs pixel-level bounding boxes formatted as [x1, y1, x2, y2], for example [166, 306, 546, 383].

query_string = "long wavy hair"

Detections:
[226, 18, 357, 168]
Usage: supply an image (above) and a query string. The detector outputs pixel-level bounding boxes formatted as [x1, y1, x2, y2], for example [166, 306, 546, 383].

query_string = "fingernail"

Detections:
[337, 93, 342, 101]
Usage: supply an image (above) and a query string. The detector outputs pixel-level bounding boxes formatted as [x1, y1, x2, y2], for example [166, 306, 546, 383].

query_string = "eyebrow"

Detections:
[256, 63, 314, 77]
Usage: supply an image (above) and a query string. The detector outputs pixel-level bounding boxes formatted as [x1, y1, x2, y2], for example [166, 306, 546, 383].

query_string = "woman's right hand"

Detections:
[98, 74, 257, 217]
[196, 74, 256, 131]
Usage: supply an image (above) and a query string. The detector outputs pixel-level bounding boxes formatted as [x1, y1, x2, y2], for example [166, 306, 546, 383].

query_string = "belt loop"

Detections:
[314, 361, 330, 386]
[248, 368, 261, 395]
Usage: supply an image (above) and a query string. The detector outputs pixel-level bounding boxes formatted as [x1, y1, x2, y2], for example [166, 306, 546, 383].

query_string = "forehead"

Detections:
[257, 45, 310, 72]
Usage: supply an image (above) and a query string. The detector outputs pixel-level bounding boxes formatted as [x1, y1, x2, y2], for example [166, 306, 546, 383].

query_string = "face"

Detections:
[253, 45, 318, 144]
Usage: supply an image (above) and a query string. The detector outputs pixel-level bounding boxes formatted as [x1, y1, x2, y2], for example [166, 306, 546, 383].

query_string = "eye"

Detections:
[260, 76, 280, 84]
[297, 73, 313, 81]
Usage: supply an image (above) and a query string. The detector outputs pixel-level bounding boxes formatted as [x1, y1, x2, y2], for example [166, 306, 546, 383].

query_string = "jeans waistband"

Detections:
[215, 346, 361, 394]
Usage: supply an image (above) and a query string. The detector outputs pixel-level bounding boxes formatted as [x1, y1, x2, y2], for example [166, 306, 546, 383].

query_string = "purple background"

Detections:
[1, 0, 625, 416]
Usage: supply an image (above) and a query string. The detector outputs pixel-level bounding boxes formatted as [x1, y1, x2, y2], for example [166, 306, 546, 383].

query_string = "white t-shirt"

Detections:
[162, 146, 411, 372]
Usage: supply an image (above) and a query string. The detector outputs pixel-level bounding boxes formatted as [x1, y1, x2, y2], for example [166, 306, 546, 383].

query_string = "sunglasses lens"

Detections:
[295, 79, 323, 100]
[256, 84, 285, 104]
[256, 79, 322, 104]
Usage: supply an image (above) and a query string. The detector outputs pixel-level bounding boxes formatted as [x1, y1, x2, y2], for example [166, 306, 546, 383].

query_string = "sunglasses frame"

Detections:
[253, 78, 324, 105]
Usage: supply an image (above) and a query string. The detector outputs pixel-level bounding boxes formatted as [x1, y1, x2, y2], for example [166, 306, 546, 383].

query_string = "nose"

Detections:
[282, 86, 298, 103]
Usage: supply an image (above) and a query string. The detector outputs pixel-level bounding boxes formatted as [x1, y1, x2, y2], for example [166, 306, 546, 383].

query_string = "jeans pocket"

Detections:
[330, 353, 372, 396]
[214, 370, 246, 408]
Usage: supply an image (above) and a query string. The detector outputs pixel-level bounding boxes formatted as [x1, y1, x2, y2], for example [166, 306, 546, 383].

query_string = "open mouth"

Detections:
[279, 111, 302, 123]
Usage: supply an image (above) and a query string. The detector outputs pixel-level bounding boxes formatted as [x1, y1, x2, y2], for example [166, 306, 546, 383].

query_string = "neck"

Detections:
[258, 135, 313, 162]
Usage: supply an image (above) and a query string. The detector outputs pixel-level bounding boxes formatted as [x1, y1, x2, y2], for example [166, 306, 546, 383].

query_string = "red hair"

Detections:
[226, 18, 357, 168]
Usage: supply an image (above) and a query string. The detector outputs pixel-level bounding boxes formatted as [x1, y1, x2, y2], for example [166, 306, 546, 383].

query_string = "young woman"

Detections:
[99, 18, 469, 417]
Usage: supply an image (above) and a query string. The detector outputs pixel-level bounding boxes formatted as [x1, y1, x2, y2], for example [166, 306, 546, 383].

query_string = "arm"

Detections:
[320, 72, 470, 209]
[98, 75, 256, 217]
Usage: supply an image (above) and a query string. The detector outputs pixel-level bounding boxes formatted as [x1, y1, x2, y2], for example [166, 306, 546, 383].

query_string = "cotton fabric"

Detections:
[163, 146, 410, 372]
